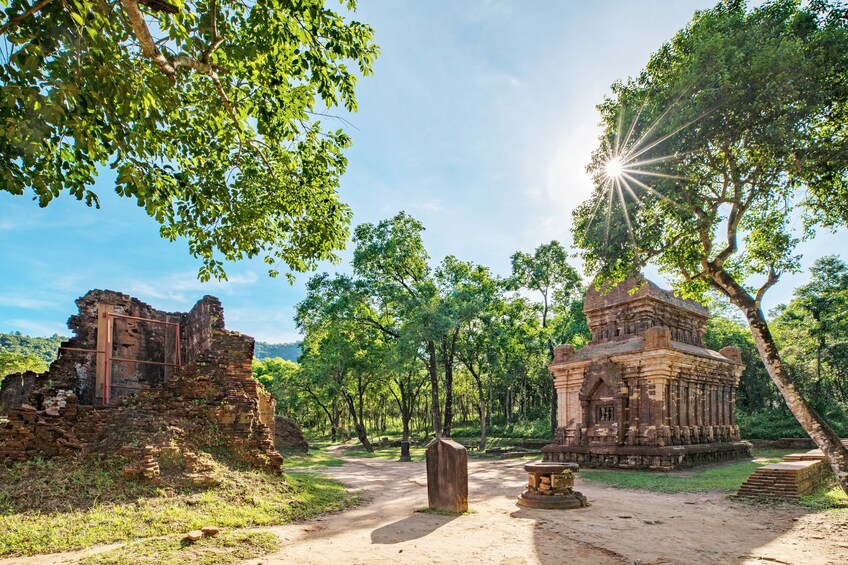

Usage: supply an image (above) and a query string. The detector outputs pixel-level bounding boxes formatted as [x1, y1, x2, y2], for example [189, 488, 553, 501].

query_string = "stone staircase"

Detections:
[737, 440, 847, 500]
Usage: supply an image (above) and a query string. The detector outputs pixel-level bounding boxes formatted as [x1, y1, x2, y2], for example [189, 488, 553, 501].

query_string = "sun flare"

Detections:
[605, 156, 624, 178]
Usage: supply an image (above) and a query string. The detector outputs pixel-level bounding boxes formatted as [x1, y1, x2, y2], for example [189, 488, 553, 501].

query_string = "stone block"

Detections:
[426, 437, 468, 513]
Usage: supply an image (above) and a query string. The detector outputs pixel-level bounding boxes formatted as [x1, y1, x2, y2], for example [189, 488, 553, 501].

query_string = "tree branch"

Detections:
[119, 0, 176, 79]
[202, 0, 223, 63]
[0, 0, 53, 36]
[755, 265, 780, 310]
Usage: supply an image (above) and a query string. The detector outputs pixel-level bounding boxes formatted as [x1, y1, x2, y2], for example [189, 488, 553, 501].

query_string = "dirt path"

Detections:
[246, 456, 847, 565]
[2, 456, 845, 565]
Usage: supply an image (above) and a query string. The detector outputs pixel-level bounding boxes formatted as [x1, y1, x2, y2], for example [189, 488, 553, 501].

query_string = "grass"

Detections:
[342, 443, 427, 461]
[578, 448, 792, 493]
[78, 530, 279, 565]
[282, 449, 345, 469]
[578, 448, 848, 509]
[799, 483, 848, 510]
[0, 455, 359, 557]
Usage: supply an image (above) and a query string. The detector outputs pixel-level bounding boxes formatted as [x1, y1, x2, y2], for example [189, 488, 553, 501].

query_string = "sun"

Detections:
[605, 156, 624, 178]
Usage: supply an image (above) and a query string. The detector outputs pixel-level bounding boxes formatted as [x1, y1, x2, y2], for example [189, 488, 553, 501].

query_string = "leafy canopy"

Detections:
[0, 0, 378, 280]
[573, 0, 848, 301]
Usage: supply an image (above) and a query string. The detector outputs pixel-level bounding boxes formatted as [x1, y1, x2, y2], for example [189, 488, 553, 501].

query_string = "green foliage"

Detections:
[452, 416, 551, 440]
[771, 255, 848, 405]
[254, 341, 301, 362]
[252, 357, 301, 415]
[799, 482, 848, 509]
[573, 0, 848, 298]
[737, 404, 848, 440]
[0, 331, 65, 365]
[705, 314, 777, 412]
[291, 214, 578, 445]
[0, 351, 47, 378]
[1, 0, 378, 280]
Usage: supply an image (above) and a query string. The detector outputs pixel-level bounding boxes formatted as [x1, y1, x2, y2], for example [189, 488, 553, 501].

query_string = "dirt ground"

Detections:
[2, 455, 846, 565]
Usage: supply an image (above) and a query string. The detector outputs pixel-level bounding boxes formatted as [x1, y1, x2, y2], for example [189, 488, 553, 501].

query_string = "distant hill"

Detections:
[0, 331, 301, 364]
[0, 332, 67, 365]
[254, 341, 301, 362]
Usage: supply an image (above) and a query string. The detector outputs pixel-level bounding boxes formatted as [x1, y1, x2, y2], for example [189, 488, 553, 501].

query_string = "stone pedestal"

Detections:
[517, 461, 588, 509]
[426, 437, 468, 512]
[399, 440, 411, 462]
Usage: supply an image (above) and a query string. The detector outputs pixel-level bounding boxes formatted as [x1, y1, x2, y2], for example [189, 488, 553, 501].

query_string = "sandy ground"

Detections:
[3, 456, 847, 565]
[240, 456, 847, 565]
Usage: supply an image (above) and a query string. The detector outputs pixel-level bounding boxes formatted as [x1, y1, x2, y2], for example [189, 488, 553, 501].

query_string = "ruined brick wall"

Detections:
[274, 415, 309, 452]
[0, 291, 282, 473]
[181, 296, 224, 366]
[0, 371, 38, 416]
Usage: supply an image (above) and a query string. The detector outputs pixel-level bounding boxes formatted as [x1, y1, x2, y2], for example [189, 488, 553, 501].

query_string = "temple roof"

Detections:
[584, 275, 708, 318]
[561, 335, 738, 364]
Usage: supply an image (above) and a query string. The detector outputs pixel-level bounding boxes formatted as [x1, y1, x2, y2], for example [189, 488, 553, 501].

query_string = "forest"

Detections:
[252, 213, 848, 450]
[3, 226, 845, 450]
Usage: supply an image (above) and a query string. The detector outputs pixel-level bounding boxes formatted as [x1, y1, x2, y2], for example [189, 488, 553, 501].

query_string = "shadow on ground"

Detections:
[371, 512, 458, 544]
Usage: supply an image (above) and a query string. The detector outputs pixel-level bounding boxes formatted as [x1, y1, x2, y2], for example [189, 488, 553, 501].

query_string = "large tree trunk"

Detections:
[427, 340, 442, 438]
[470, 370, 487, 451]
[343, 392, 373, 453]
[442, 359, 454, 437]
[718, 274, 848, 493]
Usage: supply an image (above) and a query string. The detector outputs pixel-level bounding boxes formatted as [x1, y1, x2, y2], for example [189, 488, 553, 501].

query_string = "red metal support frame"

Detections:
[58, 311, 183, 405]
[104, 312, 112, 405]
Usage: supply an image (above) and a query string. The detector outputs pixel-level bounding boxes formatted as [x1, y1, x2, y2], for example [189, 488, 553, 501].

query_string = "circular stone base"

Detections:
[516, 490, 588, 509]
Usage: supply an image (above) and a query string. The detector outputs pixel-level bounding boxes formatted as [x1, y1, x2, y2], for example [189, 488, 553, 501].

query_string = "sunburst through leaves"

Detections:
[588, 99, 712, 250]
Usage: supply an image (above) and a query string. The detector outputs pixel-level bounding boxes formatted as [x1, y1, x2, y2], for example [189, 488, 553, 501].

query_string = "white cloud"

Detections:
[123, 270, 260, 309]
[0, 295, 58, 309]
[8, 319, 68, 337]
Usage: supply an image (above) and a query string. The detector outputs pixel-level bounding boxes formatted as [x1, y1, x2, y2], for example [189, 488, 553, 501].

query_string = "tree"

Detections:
[1, 0, 378, 280]
[573, 0, 848, 491]
[510, 241, 582, 435]
[0, 351, 47, 379]
[252, 357, 301, 414]
[772, 256, 848, 405]
[433, 256, 501, 437]
[705, 313, 777, 413]
[352, 212, 447, 437]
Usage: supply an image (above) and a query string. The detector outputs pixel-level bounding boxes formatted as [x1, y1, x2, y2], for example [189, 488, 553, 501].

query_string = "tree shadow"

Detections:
[370, 511, 459, 544]
[510, 477, 825, 565]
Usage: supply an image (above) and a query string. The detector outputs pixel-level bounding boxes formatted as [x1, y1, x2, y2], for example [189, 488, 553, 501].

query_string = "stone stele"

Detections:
[426, 437, 469, 513]
[544, 275, 752, 470]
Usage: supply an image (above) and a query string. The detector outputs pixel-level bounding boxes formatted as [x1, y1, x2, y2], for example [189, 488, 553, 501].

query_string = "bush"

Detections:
[738, 406, 848, 440]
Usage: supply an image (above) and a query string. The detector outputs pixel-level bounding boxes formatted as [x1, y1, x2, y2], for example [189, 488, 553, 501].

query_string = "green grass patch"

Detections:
[341, 443, 427, 461]
[0, 456, 359, 557]
[282, 450, 345, 469]
[451, 416, 552, 440]
[579, 449, 793, 493]
[799, 482, 848, 510]
[78, 530, 279, 565]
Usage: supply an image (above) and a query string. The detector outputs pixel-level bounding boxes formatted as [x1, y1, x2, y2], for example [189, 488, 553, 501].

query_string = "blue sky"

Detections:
[1, 0, 845, 342]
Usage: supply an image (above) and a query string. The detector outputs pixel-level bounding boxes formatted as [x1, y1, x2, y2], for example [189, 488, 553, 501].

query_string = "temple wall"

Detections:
[546, 276, 750, 469]
[0, 290, 282, 473]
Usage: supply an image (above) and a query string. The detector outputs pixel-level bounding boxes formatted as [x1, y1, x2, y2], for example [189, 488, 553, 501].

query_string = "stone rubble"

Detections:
[0, 290, 282, 475]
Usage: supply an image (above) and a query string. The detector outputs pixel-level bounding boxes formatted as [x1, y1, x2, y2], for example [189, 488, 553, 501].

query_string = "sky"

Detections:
[1, 0, 845, 343]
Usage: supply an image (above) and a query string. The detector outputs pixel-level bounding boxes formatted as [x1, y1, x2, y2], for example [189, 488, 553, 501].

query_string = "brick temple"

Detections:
[0, 290, 282, 472]
[542, 276, 751, 470]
